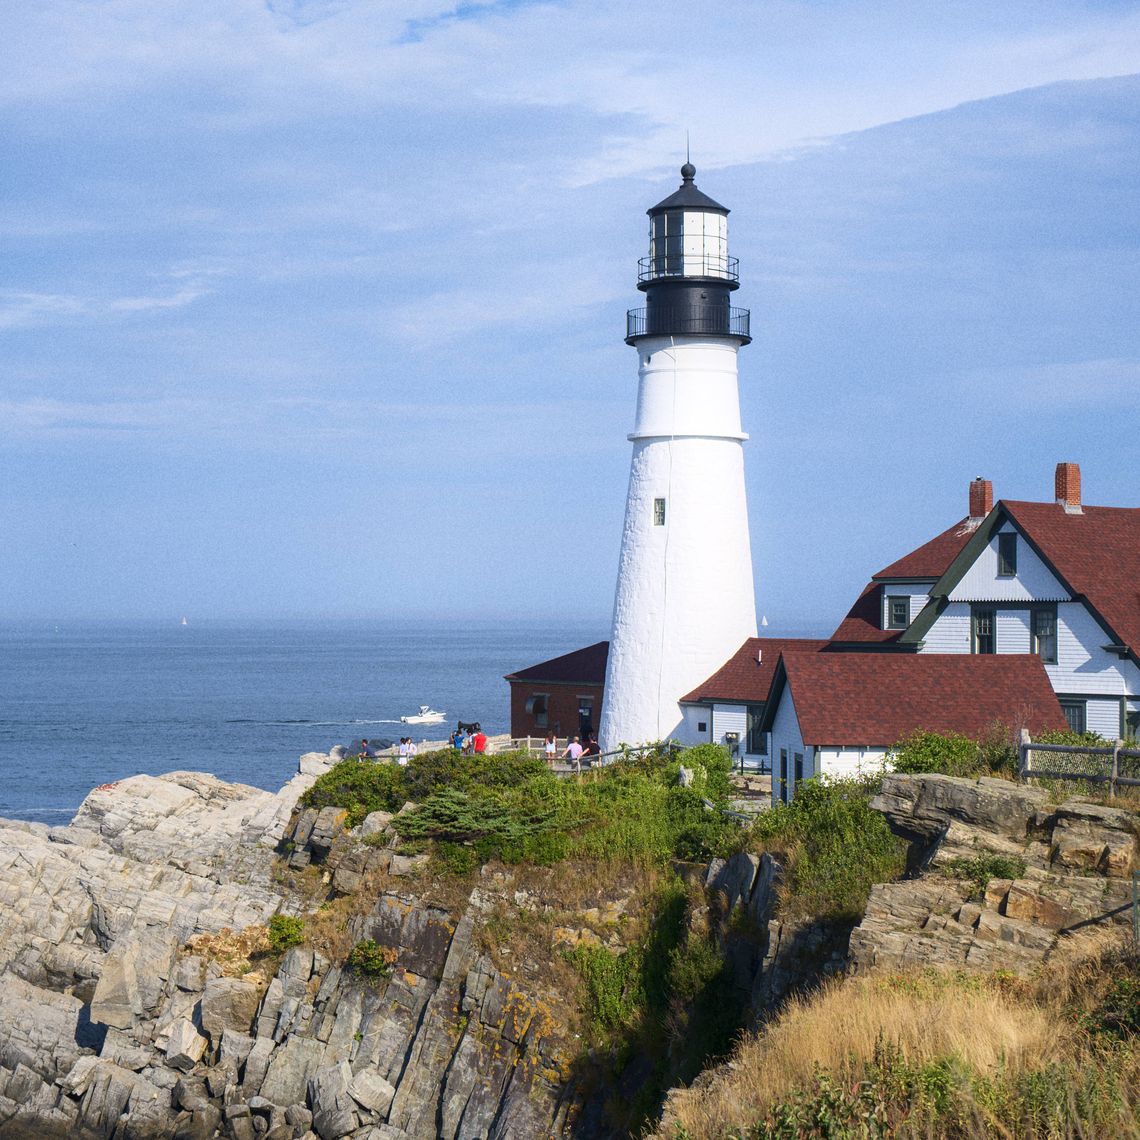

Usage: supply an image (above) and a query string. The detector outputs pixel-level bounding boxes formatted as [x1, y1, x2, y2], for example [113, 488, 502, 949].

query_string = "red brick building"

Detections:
[504, 641, 608, 740]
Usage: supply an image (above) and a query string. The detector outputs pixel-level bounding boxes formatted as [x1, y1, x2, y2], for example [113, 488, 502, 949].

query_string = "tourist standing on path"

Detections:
[564, 735, 584, 774]
[398, 737, 409, 765]
[359, 738, 373, 759]
[403, 738, 416, 766]
[472, 728, 487, 754]
[544, 731, 557, 765]
[581, 735, 600, 765]
[452, 728, 464, 751]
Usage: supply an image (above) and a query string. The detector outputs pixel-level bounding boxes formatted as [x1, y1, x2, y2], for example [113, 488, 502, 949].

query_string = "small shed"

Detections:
[504, 641, 608, 740]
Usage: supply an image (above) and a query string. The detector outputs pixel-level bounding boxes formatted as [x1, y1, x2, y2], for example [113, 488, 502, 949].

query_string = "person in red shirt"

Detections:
[472, 728, 487, 754]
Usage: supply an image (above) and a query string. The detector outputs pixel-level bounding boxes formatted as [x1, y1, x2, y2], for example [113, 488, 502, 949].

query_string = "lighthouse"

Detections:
[599, 163, 757, 751]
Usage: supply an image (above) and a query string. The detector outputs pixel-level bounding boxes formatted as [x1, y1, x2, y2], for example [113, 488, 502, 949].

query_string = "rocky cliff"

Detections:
[2, 762, 1135, 1140]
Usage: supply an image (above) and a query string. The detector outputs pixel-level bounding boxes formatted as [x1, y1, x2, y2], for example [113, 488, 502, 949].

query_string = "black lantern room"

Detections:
[626, 163, 751, 345]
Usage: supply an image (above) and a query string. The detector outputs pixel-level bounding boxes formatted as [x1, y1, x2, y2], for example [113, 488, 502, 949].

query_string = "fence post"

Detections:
[1133, 870, 1139, 948]
[1019, 728, 1031, 780]
[1112, 739, 1123, 799]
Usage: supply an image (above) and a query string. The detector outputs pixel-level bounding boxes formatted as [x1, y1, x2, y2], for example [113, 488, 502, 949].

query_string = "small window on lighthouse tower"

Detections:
[653, 498, 666, 526]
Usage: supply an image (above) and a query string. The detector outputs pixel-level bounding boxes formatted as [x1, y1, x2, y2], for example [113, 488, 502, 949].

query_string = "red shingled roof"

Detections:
[680, 637, 829, 704]
[778, 652, 1067, 746]
[875, 517, 980, 579]
[504, 641, 608, 685]
[829, 583, 902, 645]
[1004, 501, 1140, 656]
[830, 519, 981, 643]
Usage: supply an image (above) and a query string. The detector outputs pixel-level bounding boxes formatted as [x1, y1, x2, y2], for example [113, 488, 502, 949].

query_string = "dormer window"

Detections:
[887, 597, 909, 629]
[998, 532, 1017, 577]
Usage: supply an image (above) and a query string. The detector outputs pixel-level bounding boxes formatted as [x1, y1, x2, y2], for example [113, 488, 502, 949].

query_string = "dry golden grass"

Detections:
[654, 933, 1140, 1140]
[185, 924, 273, 983]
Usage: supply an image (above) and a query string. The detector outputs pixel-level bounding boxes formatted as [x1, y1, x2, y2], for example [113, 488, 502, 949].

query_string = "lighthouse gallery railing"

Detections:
[626, 306, 751, 341]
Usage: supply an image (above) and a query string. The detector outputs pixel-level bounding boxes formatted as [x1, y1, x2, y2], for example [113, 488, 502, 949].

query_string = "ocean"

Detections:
[0, 619, 602, 824]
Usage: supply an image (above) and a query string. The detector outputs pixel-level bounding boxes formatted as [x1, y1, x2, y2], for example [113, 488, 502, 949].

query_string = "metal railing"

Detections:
[638, 254, 739, 283]
[626, 306, 751, 341]
[1018, 729, 1140, 797]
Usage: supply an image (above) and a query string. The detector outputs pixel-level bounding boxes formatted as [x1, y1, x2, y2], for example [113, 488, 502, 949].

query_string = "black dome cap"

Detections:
[648, 163, 729, 215]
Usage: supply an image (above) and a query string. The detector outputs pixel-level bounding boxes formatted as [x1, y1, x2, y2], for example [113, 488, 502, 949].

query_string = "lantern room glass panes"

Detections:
[649, 210, 728, 278]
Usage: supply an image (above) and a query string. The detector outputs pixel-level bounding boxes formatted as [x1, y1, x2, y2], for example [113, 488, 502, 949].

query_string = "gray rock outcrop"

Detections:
[851, 774, 1137, 974]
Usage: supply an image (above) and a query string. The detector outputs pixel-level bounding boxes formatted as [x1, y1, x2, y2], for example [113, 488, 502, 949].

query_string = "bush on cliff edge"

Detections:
[748, 777, 907, 922]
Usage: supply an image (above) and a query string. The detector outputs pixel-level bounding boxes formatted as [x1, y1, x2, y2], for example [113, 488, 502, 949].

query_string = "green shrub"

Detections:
[346, 938, 398, 978]
[569, 943, 644, 1034]
[890, 730, 983, 777]
[750, 778, 907, 921]
[942, 854, 1027, 893]
[267, 914, 305, 953]
[392, 786, 560, 863]
[434, 841, 478, 875]
[300, 758, 406, 826]
[1079, 975, 1140, 1038]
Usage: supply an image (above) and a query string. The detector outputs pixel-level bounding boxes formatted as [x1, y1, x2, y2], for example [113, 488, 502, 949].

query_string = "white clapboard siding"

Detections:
[1086, 697, 1123, 738]
[1048, 604, 1140, 695]
[678, 705, 712, 745]
[816, 746, 890, 781]
[710, 704, 747, 747]
[921, 604, 972, 653]
[948, 528, 1070, 603]
[881, 587, 931, 628]
[996, 610, 1030, 654]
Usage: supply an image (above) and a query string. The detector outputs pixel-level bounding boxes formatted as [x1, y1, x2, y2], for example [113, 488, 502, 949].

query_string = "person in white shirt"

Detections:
[403, 739, 416, 766]
[563, 735, 584, 774]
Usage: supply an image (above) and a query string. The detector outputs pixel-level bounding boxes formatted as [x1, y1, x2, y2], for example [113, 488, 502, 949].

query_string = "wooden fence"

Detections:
[1018, 728, 1140, 798]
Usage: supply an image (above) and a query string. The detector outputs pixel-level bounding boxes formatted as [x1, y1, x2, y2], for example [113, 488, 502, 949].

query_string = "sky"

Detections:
[3, 0, 1139, 633]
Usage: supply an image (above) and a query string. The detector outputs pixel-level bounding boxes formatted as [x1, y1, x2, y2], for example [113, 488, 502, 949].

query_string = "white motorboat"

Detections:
[400, 706, 446, 725]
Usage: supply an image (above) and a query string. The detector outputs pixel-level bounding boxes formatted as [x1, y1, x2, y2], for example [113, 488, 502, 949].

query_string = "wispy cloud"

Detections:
[0, 286, 207, 330]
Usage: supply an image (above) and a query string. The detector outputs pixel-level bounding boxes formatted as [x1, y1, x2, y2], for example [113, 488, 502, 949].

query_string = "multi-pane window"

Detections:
[793, 752, 804, 787]
[998, 532, 1017, 577]
[887, 596, 909, 629]
[653, 498, 666, 526]
[1060, 700, 1086, 735]
[778, 749, 789, 804]
[972, 607, 996, 654]
[650, 209, 684, 275]
[1031, 606, 1058, 664]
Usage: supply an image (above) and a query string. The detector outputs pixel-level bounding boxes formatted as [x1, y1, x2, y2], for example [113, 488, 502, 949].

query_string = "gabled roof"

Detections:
[1003, 501, 1140, 657]
[762, 652, 1066, 746]
[874, 517, 980, 580]
[830, 518, 981, 644]
[902, 501, 1140, 662]
[829, 583, 903, 646]
[504, 641, 608, 686]
[680, 637, 829, 704]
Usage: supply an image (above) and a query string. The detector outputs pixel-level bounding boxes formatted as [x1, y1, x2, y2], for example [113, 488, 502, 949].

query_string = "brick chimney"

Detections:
[1055, 462, 1082, 514]
[969, 476, 993, 520]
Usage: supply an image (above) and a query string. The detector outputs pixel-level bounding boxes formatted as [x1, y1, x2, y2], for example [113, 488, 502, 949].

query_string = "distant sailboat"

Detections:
[180, 616, 189, 627]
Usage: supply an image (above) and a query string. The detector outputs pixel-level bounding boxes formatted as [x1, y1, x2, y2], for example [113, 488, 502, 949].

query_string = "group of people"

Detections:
[451, 726, 488, 754]
[544, 731, 600, 772]
[357, 725, 601, 770]
[357, 737, 417, 765]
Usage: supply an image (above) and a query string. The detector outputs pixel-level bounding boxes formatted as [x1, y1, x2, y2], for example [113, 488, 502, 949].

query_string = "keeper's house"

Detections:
[826, 462, 1140, 740]
[759, 651, 1068, 803]
[504, 641, 608, 740]
[677, 637, 827, 766]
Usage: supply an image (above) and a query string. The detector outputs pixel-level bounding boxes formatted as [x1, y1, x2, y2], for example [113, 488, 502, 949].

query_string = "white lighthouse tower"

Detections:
[599, 163, 757, 751]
